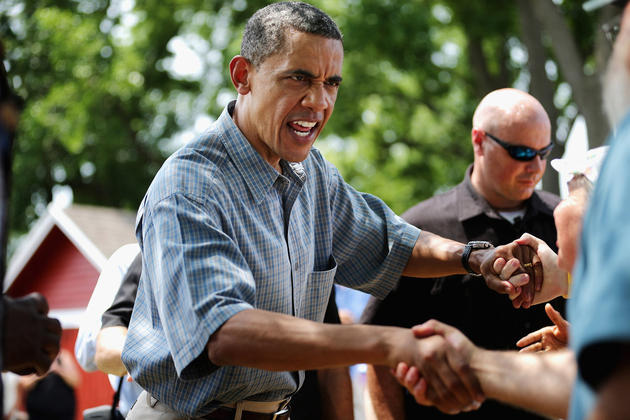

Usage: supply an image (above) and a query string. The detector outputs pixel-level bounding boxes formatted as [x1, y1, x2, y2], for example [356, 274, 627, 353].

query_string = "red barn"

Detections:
[4, 199, 137, 420]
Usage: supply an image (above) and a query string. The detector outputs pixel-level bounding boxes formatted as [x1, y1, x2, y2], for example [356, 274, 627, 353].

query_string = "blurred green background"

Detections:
[0, 0, 616, 239]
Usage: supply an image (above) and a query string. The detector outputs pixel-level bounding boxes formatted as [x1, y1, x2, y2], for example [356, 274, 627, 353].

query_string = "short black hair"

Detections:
[241, 2, 343, 67]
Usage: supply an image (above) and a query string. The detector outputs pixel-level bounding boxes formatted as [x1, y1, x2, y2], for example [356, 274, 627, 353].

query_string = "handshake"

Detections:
[474, 234, 569, 309]
[384, 234, 570, 414]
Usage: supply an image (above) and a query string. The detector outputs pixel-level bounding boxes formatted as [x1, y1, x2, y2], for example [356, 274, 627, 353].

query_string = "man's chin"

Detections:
[282, 150, 312, 163]
[513, 187, 535, 201]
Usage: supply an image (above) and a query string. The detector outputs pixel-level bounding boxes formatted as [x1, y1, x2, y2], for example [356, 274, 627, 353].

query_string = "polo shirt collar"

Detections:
[218, 101, 306, 204]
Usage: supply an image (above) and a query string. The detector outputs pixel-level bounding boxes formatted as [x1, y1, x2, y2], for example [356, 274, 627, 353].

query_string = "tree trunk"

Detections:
[516, 0, 562, 195]
[531, 0, 610, 148]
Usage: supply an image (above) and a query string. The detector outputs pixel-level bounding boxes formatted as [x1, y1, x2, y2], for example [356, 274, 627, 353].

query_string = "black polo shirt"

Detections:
[361, 165, 563, 420]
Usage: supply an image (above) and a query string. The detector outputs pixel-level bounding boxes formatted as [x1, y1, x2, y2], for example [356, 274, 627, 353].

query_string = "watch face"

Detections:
[469, 241, 492, 249]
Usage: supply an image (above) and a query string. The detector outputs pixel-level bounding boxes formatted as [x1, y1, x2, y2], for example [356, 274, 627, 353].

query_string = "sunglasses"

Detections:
[485, 132, 553, 162]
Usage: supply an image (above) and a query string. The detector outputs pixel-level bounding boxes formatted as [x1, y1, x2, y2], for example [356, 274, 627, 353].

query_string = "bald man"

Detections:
[361, 88, 562, 420]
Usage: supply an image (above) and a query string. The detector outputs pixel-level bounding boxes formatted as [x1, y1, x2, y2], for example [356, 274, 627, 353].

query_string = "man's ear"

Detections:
[471, 128, 484, 155]
[229, 55, 252, 95]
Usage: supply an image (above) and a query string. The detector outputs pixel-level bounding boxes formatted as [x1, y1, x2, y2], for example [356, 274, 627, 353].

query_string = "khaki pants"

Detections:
[126, 391, 190, 420]
[127, 390, 291, 420]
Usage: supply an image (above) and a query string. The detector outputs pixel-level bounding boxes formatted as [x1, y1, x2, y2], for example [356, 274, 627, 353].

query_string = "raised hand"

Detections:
[391, 320, 485, 414]
[494, 234, 569, 307]
[3, 293, 62, 375]
[516, 233, 569, 304]
[478, 242, 540, 308]
[517, 303, 569, 352]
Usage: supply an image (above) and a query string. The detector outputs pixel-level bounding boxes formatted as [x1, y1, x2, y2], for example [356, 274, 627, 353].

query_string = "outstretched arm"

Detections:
[395, 320, 575, 419]
[470, 347, 574, 418]
[403, 231, 535, 304]
[208, 309, 484, 414]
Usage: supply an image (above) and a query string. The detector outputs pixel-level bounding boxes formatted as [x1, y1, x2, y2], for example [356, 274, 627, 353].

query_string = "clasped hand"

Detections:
[3, 292, 62, 375]
[488, 233, 569, 308]
[478, 240, 542, 308]
[392, 320, 483, 414]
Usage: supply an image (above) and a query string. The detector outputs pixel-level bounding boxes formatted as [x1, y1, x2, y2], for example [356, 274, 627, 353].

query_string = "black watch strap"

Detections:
[461, 241, 493, 276]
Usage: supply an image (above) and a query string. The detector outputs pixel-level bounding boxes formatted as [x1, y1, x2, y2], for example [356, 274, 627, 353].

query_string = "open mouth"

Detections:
[288, 120, 318, 137]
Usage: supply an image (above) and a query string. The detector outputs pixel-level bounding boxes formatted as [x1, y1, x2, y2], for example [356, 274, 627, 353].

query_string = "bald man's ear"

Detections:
[472, 128, 485, 155]
[229, 56, 252, 95]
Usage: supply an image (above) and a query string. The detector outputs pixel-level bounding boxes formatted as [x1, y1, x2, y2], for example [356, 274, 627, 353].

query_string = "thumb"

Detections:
[411, 323, 435, 338]
[411, 319, 450, 338]
[515, 233, 540, 252]
[545, 303, 568, 328]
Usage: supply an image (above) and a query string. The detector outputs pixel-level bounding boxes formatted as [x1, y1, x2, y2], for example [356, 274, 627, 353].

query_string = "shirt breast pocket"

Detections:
[299, 255, 337, 322]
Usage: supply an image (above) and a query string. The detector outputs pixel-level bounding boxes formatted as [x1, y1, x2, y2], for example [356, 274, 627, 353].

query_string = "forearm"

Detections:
[530, 273, 569, 306]
[207, 309, 406, 370]
[472, 348, 575, 419]
[95, 326, 128, 376]
[402, 231, 469, 277]
[317, 367, 354, 420]
[366, 364, 405, 420]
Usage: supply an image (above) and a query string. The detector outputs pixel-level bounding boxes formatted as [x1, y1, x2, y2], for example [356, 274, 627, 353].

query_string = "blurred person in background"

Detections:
[0, 39, 61, 413]
[75, 243, 143, 418]
[17, 349, 80, 420]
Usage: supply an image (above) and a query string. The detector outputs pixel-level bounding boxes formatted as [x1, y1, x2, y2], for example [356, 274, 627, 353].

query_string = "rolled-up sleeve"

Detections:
[141, 192, 255, 378]
[325, 162, 420, 298]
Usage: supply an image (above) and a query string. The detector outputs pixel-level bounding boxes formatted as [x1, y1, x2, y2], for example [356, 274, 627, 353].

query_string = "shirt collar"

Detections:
[456, 164, 553, 222]
[217, 101, 306, 204]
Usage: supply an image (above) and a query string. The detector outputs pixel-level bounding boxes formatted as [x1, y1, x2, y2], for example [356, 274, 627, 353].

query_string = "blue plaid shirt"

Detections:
[122, 102, 420, 416]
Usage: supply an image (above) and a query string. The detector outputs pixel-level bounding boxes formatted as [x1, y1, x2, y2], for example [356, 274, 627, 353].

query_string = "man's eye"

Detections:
[291, 75, 306, 82]
[326, 80, 340, 88]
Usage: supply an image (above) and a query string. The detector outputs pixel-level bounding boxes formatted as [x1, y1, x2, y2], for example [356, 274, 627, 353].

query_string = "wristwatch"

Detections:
[461, 240, 493, 276]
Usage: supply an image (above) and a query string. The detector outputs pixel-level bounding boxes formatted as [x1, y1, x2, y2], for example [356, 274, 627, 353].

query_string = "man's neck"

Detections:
[230, 99, 283, 173]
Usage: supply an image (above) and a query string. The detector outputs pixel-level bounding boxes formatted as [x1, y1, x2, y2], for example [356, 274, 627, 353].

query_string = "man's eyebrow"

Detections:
[290, 69, 316, 78]
[289, 69, 343, 84]
[327, 75, 343, 84]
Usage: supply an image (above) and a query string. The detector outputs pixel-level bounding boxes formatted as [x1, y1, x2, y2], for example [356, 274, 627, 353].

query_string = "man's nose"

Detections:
[302, 84, 332, 112]
[526, 154, 546, 172]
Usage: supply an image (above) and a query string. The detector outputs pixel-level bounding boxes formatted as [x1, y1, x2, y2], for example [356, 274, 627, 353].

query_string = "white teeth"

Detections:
[293, 120, 316, 128]
[290, 120, 316, 137]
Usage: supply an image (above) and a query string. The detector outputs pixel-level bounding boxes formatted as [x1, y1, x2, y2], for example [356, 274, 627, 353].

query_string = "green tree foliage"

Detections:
[0, 0, 613, 236]
[2, 0, 197, 232]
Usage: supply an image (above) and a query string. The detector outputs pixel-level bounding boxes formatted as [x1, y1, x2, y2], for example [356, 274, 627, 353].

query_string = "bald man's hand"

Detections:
[3, 293, 62, 375]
